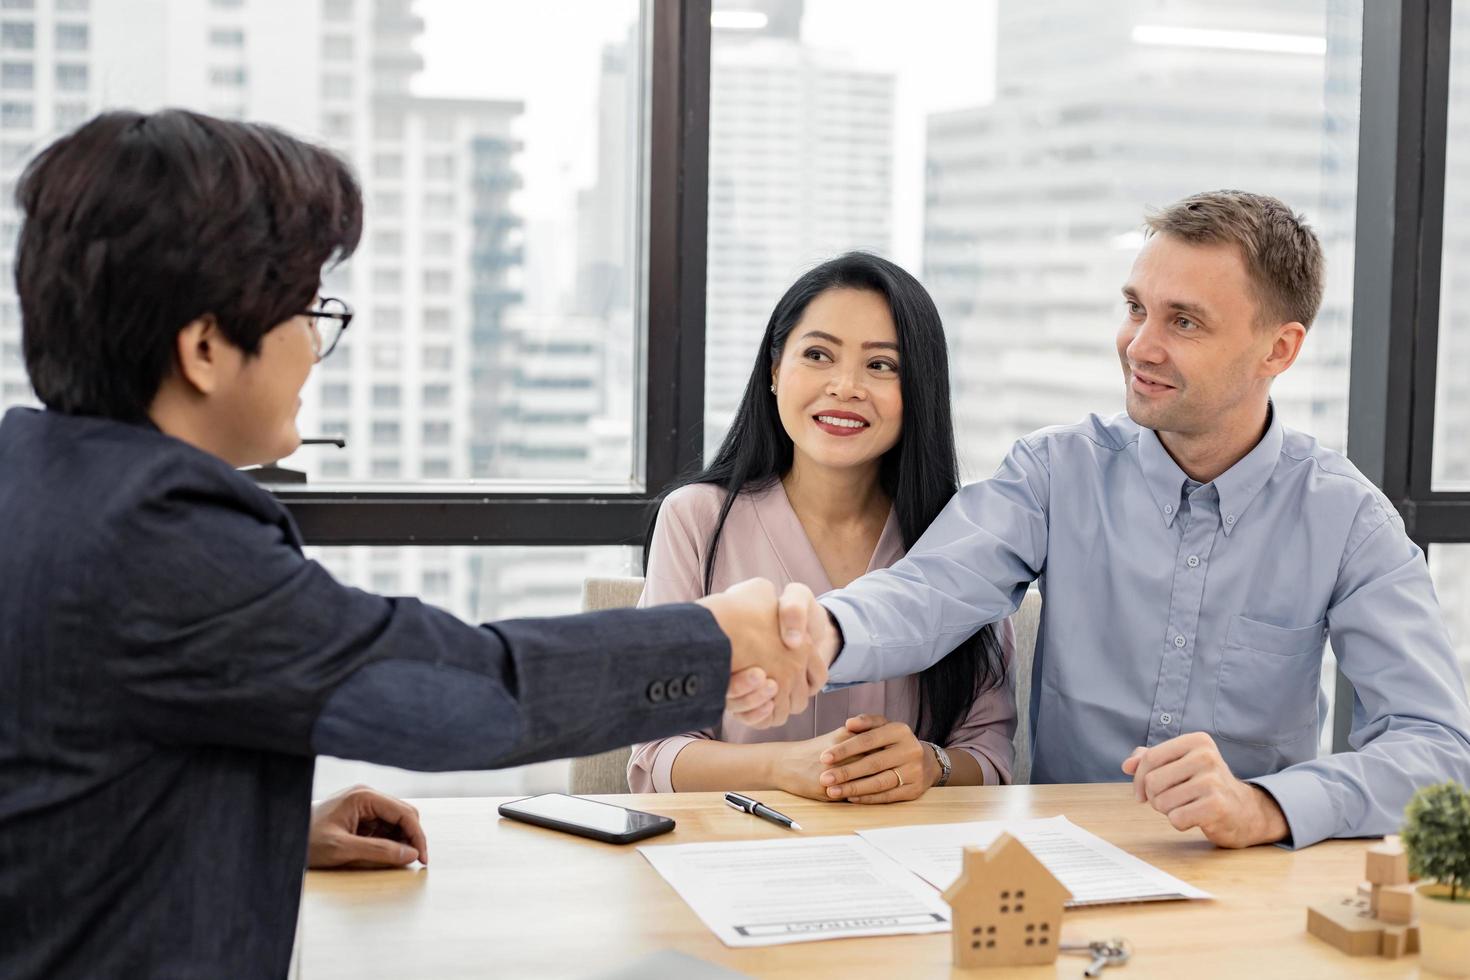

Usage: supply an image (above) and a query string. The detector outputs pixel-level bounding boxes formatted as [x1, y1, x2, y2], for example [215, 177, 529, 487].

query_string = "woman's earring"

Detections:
[770, 384, 776, 394]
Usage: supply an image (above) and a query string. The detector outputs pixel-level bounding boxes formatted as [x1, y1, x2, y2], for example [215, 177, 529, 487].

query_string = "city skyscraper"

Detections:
[702, 0, 896, 455]
[924, 0, 1360, 478]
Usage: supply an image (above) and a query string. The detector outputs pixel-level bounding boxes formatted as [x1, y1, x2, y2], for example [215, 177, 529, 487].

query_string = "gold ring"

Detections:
[892, 767, 904, 787]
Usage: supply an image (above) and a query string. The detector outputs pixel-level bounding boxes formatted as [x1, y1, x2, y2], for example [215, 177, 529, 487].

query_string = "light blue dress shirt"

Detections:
[822, 409, 1470, 847]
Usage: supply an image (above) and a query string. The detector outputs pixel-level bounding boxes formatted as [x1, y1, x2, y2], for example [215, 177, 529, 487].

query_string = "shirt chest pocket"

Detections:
[1212, 614, 1326, 747]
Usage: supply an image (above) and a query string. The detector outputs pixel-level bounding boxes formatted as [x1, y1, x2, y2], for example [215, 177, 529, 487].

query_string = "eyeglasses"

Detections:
[300, 297, 354, 361]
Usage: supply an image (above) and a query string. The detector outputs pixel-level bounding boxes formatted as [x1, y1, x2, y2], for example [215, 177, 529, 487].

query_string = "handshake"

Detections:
[695, 578, 842, 728]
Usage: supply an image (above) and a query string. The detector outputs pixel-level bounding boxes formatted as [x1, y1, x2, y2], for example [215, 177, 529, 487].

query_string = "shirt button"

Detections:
[1164, 504, 1174, 515]
[1225, 514, 1236, 525]
[1160, 712, 1173, 725]
[1187, 555, 1200, 568]
[1173, 635, 1187, 648]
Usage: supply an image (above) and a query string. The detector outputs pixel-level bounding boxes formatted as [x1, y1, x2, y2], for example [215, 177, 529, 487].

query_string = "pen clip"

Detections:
[724, 797, 747, 813]
[724, 792, 755, 813]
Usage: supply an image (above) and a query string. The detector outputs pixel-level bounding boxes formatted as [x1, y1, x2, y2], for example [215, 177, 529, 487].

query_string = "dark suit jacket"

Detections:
[0, 408, 728, 979]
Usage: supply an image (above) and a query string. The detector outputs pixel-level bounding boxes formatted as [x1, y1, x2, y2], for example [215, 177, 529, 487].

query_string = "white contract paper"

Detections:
[858, 815, 1212, 907]
[638, 835, 951, 947]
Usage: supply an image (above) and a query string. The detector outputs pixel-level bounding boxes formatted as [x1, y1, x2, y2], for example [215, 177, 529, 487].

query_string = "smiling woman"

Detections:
[630, 251, 1015, 802]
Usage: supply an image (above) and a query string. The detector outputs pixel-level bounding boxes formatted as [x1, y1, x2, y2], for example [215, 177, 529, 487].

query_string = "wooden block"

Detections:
[1363, 882, 1379, 915]
[1379, 922, 1419, 959]
[1365, 839, 1410, 886]
[1307, 896, 1383, 956]
[1377, 883, 1416, 925]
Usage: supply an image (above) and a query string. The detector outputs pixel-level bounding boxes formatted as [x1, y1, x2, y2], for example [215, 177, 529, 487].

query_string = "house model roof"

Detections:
[941, 832, 1074, 906]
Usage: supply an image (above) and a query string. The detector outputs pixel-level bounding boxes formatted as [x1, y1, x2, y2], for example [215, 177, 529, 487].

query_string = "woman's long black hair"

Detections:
[644, 251, 1004, 745]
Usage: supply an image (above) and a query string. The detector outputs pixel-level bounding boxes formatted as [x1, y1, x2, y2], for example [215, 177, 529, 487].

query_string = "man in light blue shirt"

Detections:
[808, 190, 1470, 848]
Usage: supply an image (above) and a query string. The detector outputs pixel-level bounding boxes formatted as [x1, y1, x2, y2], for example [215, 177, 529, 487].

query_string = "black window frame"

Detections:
[272, 1, 1467, 752]
[277, 0, 711, 547]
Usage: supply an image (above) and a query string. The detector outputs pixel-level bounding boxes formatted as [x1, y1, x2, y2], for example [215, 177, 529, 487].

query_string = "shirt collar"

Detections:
[1136, 403, 1283, 536]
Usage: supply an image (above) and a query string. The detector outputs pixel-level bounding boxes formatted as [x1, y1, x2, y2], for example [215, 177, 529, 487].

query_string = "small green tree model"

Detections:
[1401, 781, 1470, 902]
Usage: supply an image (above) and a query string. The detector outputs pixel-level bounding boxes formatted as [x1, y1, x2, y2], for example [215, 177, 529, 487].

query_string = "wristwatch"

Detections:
[926, 741, 952, 787]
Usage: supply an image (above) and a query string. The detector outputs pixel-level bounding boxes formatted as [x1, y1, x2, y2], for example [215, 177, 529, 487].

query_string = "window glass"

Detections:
[705, 0, 1361, 479]
[0, 0, 646, 492]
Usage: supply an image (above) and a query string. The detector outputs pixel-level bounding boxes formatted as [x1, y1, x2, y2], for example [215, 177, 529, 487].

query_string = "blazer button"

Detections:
[667, 676, 684, 700]
[684, 673, 700, 697]
[647, 680, 666, 703]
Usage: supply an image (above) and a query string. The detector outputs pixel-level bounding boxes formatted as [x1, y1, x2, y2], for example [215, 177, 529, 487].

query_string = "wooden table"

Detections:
[297, 784, 1419, 978]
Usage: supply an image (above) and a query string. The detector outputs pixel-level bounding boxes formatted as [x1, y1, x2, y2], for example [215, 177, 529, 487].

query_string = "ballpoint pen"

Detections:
[724, 791, 802, 831]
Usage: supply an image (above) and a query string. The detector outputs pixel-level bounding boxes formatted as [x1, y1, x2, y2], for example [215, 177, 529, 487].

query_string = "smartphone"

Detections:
[497, 793, 676, 845]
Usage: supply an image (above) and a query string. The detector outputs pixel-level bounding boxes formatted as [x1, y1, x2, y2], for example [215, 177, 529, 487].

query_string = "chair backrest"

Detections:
[1008, 589, 1043, 785]
[567, 577, 646, 795]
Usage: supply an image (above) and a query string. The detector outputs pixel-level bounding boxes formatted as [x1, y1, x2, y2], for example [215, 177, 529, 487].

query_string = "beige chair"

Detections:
[567, 577, 646, 795]
[565, 578, 1045, 793]
[1008, 588, 1043, 785]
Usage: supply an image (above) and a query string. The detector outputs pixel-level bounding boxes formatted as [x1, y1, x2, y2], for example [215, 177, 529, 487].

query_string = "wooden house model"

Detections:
[941, 832, 1073, 968]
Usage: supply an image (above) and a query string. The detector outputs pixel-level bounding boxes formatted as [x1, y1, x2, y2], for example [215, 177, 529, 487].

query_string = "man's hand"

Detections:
[698, 578, 835, 728]
[815, 714, 938, 804]
[308, 785, 428, 869]
[1122, 732, 1289, 848]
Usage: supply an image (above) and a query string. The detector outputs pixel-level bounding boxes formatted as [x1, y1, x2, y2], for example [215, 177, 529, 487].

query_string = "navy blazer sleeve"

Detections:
[91, 451, 729, 770]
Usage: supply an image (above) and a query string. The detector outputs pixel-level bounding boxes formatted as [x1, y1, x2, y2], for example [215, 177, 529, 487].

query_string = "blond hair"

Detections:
[1145, 190, 1325, 330]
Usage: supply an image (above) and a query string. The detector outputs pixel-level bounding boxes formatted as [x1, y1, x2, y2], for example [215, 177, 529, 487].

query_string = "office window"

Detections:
[422, 457, 451, 478]
[56, 0, 87, 9]
[322, 112, 352, 139]
[209, 28, 244, 48]
[322, 35, 353, 60]
[322, 383, 350, 408]
[0, 1, 30, 9]
[210, 0, 244, 7]
[321, 459, 350, 479]
[424, 153, 454, 180]
[423, 383, 451, 407]
[374, 191, 402, 216]
[371, 384, 400, 409]
[1, 62, 31, 89]
[705, 0, 1362, 479]
[0, 100, 30, 129]
[424, 192, 454, 219]
[53, 102, 86, 129]
[54, 23, 86, 52]
[1, 22, 34, 51]
[424, 230, 453, 257]
[322, 74, 353, 100]
[373, 152, 403, 178]
[423, 420, 451, 445]
[373, 231, 402, 255]
[0, 138, 26, 164]
[373, 267, 402, 293]
[372, 343, 397, 368]
[54, 62, 85, 91]
[423, 346, 453, 371]
[423, 307, 451, 332]
[209, 66, 247, 86]
[1434, 5, 1470, 490]
[422, 268, 451, 293]
[372, 304, 403, 329]
[371, 420, 400, 446]
[324, 0, 353, 22]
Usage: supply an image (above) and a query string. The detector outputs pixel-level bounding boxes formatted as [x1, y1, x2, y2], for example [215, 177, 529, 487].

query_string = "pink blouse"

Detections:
[627, 481, 1016, 793]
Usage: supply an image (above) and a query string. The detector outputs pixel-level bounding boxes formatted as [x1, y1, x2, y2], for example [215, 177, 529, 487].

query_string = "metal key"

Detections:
[1058, 938, 1131, 977]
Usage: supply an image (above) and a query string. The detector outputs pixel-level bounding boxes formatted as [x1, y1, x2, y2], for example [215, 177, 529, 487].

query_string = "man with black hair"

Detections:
[0, 109, 830, 978]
